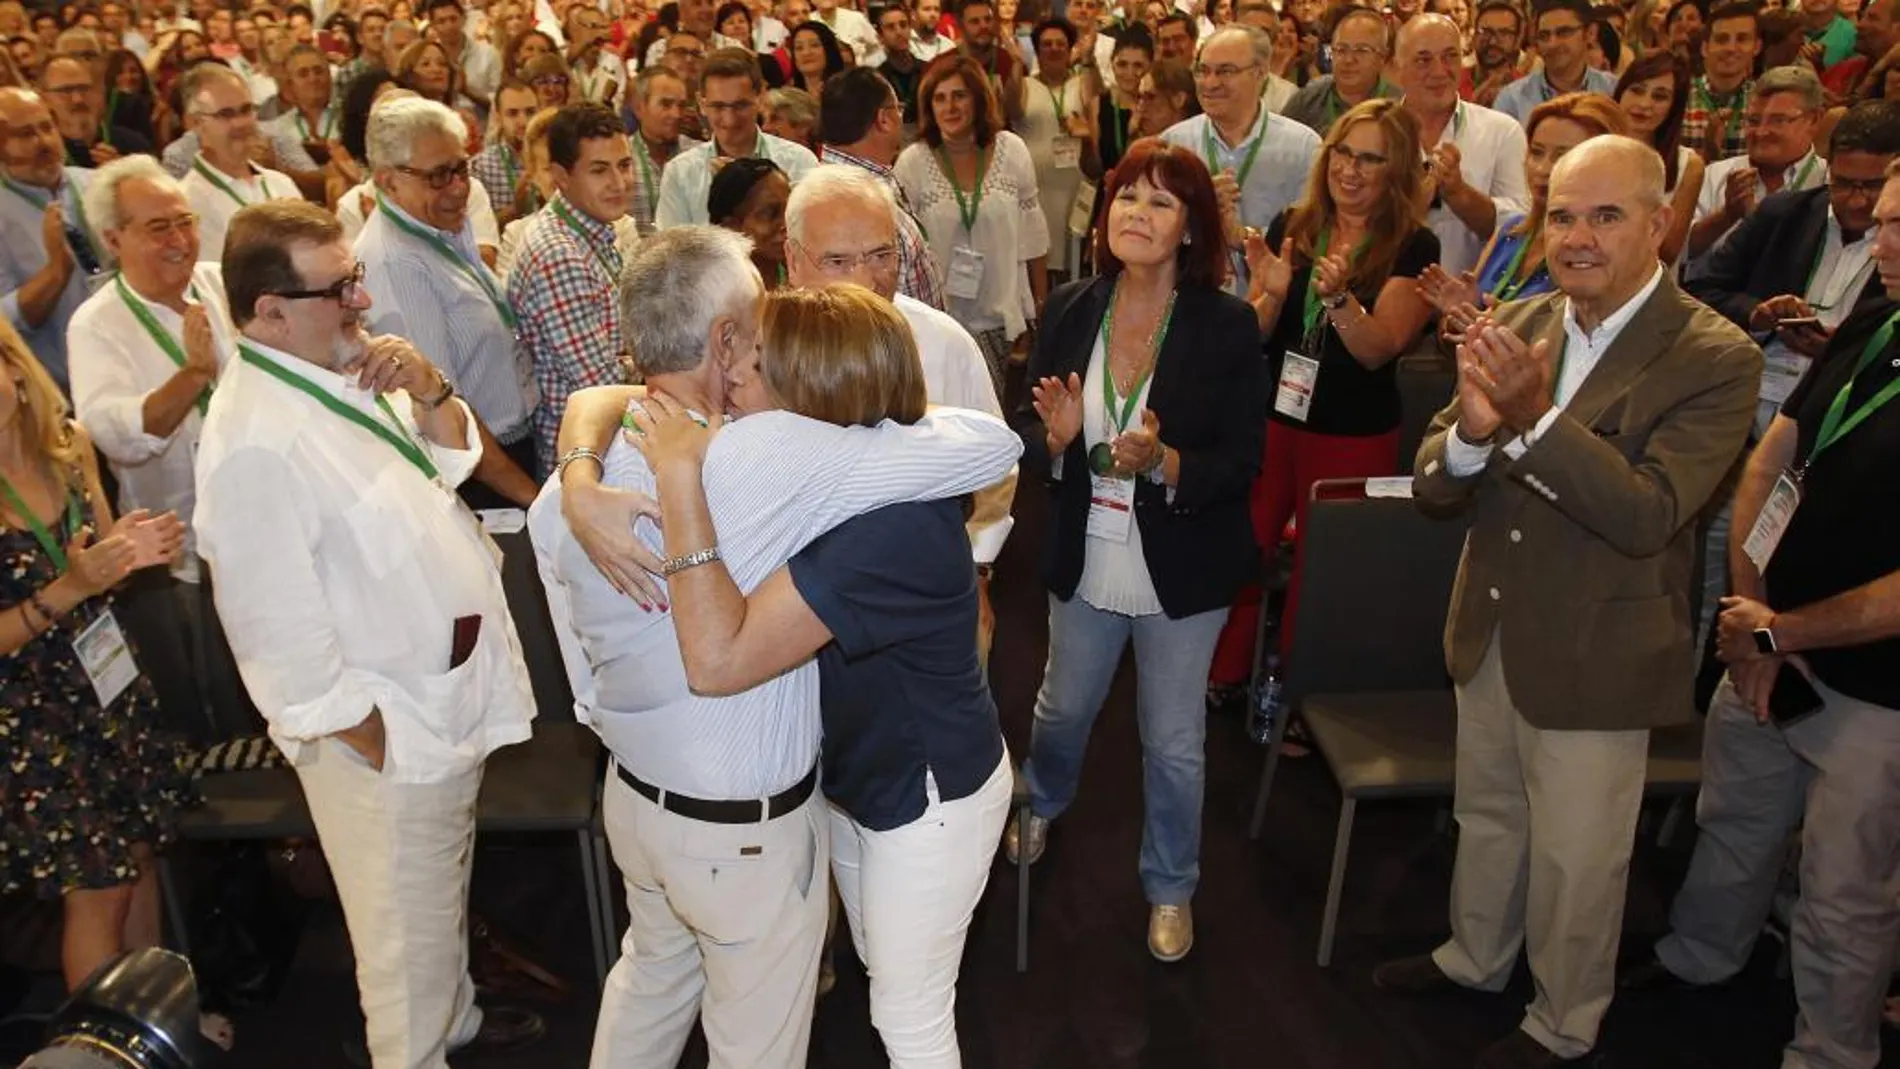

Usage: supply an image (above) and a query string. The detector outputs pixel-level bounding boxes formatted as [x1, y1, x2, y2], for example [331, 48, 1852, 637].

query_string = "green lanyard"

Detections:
[553, 199, 619, 277]
[1097, 282, 1178, 434]
[1202, 113, 1268, 192]
[498, 142, 521, 192]
[376, 197, 517, 329]
[936, 146, 991, 235]
[1803, 309, 1900, 472]
[240, 344, 439, 480]
[1107, 100, 1128, 161]
[1490, 228, 1543, 301]
[2, 173, 95, 249]
[1787, 154, 1818, 193]
[294, 107, 336, 140]
[115, 274, 212, 415]
[191, 155, 272, 207]
[1694, 78, 1745, 147]
[1299, 229, 1367, 337]
[0, 475, 81, 574]
[632, 136, 659, 219]
[1039, 77, 1067, 118]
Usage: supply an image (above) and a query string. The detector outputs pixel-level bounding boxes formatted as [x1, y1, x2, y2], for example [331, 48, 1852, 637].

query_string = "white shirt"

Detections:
[817, 5, 880, 66]
[894, 131, 1049, 338]
[1076, 328, 1162, 616]
[1754, 206, 1874, 431]
[1263, 73, 1297, 114]
[67, 263, 236, 583]
[1420, 100, 1529, 275]
[336, 178, 502, 248]
[264, 104, 340, 144]
[458, 36, 503, 101]
[1019, 74, 1089, 273]
[1687, 149, 1828, 279]
[914, 28, 958, 63]
[528, 406, 1022, 798]
[654, 132, 820, 228]
[194, 338, 535, 782]
[570, 49, 624, 109]
[1444, 264, 1666, 476]
[181, 158, 299, 261]
[895, 292, 1016, 562]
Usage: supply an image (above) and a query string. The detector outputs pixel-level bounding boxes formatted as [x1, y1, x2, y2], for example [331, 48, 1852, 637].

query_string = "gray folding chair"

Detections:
[1396, 351, 1456, 475]
[1245, 479, 1469, 966]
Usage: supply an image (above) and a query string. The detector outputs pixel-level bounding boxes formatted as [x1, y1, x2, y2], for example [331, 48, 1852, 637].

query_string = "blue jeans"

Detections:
[1022, 593, 1229, 906]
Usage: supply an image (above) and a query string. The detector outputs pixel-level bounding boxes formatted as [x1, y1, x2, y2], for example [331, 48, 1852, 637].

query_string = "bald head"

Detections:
[1395, 12, 1463, 109]
[0, 87, 65, 186]
[1552, 135, 1667, 209]
[1396, 10, 1460, 52]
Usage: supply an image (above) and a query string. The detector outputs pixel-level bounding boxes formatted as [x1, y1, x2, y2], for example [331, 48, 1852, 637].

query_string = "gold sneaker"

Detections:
[1148, 904, 1194, 962]
[1003, 811, 1048, 865]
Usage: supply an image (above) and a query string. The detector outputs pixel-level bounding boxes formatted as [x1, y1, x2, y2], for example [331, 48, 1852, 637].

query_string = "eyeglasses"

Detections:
[1330, 42, 1383, 60]
[1534, 23, 1583, 43]
[794, 240, 900, 273]
[1191, 61, 1258, 79]
[396, 158, 472, 188]
[1828, 174, 1886, 197]
[43, 82, 93, 97]
[194, 101, 257, 121]
[267, 260, 366, 303]
[531, 74, 569, 87]
[1742, 110, 1811, 129]
[1328, 142, 1389, 172]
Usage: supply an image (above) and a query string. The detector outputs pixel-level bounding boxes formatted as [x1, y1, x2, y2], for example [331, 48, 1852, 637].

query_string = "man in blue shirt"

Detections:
[0, 87, 103, 391]
[1493, 0, 1619, 126]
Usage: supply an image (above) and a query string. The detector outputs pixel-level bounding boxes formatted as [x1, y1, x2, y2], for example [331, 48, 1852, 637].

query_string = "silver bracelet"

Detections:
[661, 546, 722, 577]
[555, 447, 605, 482]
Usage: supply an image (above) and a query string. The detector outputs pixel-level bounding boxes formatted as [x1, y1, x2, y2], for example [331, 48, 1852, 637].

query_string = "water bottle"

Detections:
[1248, 658, 1283, 745]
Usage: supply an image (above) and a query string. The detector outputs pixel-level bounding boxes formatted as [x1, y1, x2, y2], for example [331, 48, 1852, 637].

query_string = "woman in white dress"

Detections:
[895, 53, 1049, 394]
[1019, 16, 1092, 285]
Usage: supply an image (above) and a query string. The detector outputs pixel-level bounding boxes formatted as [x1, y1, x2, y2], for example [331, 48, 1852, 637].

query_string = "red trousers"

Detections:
[1207, 420, 1401, 686]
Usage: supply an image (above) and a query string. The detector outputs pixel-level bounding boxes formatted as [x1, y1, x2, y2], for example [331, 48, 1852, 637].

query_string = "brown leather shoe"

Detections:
[1147, 904, 1194, 962]
[1372, 953, 1461, 994]
[1473, 1029, 1591, 1068]
[459, 1005, 547, 1053]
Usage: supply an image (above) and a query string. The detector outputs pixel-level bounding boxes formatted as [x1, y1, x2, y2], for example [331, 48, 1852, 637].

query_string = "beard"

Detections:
[328, 315, 371, 371]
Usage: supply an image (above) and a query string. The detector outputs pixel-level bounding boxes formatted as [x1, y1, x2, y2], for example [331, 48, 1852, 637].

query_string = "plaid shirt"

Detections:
[506, 193, 627, 474]
[819, 145, 946, 311]
[470, 140, 524, 220]
[1681, 76, 1752, 163]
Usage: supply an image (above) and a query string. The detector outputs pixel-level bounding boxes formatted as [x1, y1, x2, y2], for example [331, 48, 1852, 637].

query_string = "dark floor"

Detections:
[7, 377, 1897, 1069]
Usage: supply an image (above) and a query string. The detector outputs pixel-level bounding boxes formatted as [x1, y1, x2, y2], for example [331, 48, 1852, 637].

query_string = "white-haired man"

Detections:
[532, 224, 1020, 1069]
[355, 96, 541, 509]
[1379, 137, 1760, 1069]
[177, 63, 300, 256]
[195, 200, 546, 1068]
[66, 156, 241, 734]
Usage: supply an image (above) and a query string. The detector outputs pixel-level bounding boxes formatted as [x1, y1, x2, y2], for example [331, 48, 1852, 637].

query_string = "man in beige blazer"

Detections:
[1374, 137, 1763, 1069]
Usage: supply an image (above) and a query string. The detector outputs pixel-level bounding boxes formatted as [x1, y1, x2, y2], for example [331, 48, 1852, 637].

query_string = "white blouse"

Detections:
[1017, 74, 1089, 273]
[1074, 329, 1162, 618]
[895, 131, 1050, 339]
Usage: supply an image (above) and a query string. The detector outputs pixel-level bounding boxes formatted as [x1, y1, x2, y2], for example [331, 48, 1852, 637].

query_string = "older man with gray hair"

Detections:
[1376, 136, 1760, 1069]
[355, 95, 540, 510]
[1686, 64, 1830, 269]
[531, 224, 1021, 1069]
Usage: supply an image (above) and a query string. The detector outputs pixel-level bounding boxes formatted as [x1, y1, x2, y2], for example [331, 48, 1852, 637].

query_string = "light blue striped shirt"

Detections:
[528, 406, 1023, 799]
[356, 199, 538, 441]
[1492, 67, 1620, 127]
[0, 166, 101, 391]
[1160, 106, 1322, 235]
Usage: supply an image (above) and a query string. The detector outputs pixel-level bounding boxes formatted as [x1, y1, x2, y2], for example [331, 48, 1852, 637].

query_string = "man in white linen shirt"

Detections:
[68, 156, 241, 735]
[355, 97, 541, 509]
[783, 164, 1017, 652]
[654, 48, 818, 229]
[1396, 13, 1530, 275]
[1377, 138, 1760, 1069]
[193, 201, 546, 1068]
[1685, 65, 1828, 272]
[177, 64, 301, 257]
[529, 226, 1022, 1069]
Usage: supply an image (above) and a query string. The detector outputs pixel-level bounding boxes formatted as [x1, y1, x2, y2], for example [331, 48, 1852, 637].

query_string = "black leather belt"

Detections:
[615, 762, 818, 825]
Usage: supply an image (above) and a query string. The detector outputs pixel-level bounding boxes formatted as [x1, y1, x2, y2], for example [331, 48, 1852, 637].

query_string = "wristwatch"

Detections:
[418, 367, 457, 410]
[1321, 291, 1350, 311]
[1753, 626, 1780, 655]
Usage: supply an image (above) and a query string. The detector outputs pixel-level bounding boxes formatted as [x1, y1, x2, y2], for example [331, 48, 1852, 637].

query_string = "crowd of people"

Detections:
[1, 0, 1898, 1065]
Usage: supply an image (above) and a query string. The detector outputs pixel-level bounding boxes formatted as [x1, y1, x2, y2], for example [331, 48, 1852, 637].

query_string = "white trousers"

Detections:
[295, 738, 484, 1069]
[1432, 634, 1650, 1059]
[1657, 676, 1900, 1069]
[832, 755, 1013, 1069]
[590, 767, 829, 1069]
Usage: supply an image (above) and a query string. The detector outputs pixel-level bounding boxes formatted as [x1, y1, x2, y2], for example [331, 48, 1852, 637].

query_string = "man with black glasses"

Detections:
[1282, 5, 1397, 135]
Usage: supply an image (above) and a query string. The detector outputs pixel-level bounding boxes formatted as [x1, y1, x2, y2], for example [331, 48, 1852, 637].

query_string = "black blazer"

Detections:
[1686, 186, 1887, 330]
[1011, 275, 1265, 620]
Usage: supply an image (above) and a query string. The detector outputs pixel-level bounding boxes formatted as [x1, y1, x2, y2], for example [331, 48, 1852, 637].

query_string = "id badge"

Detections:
[947, 245, 985, 301]
[1759, 351, 1811, 407]
[74, 609, 139, 708]
[1051, 136, 1081, 170]
[1274, 351, 1320, 422]
[1085, 471, 1136, 543]
[1742, 470, 1802, 572]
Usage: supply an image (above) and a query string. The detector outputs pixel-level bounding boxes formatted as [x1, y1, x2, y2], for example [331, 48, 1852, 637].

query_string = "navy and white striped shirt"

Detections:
[529, 406, 1022, 800]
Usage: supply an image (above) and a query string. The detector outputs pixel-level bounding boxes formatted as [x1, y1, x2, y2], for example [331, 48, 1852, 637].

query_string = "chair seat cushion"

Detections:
[1302, 690, 1458, 799]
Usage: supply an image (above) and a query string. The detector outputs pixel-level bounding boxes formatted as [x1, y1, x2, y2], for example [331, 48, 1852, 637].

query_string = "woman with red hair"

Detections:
[1007, 137, 1264, 963]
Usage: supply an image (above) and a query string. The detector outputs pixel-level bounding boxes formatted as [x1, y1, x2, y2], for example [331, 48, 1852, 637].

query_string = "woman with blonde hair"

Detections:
[0, 328, 197, 1016]
[1419, 91, 1629, 338]
[1205, 97, 1440, 718]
